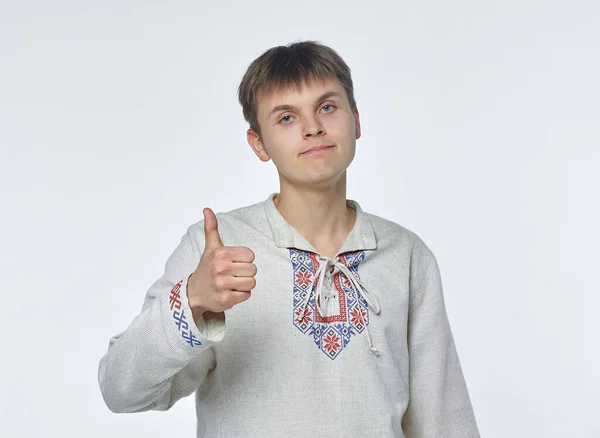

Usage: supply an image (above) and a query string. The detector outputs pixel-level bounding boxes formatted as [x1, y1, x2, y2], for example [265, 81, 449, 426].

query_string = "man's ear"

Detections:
[247, 129, 271, 162]
[353, 106, 361, 140]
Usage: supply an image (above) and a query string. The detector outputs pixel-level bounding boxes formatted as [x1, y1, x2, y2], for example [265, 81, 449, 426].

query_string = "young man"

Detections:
[98, 40, 480, 437]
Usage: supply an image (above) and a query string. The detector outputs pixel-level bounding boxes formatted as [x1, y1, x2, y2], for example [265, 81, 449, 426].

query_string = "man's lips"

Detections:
[302, 145, 335, 154]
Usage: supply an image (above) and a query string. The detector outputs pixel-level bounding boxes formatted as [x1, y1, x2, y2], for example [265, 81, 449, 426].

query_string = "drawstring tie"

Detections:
[297, 255, 381, 356]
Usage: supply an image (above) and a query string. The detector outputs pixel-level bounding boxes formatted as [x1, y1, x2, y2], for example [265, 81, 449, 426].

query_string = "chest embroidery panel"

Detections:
[289, 249, 370, 360]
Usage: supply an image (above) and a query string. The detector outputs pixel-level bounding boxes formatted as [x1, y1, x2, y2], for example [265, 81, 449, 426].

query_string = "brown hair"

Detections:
[237, 40, 357, 138]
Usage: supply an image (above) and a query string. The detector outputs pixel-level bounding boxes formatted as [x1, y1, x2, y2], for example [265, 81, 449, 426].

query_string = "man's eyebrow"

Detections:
[268, 91, 344, 119]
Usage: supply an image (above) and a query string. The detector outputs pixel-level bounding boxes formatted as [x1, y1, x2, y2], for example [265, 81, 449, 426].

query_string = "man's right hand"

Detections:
[186, 208, 257, 321]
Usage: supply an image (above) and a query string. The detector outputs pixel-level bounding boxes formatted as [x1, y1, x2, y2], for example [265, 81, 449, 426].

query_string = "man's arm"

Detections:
[97, 225, 225, 413]
[401, 243, 480, 437]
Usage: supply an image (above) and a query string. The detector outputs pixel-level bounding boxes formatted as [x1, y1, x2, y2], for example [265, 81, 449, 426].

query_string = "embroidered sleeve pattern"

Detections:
[169, 280, 202, 347]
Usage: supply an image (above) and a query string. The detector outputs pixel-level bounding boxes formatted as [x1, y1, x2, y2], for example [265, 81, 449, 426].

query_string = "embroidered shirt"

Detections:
[98, 192, 480, 437]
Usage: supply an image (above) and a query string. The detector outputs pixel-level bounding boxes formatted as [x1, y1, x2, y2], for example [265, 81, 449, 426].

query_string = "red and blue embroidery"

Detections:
[169, 280, 202, 347]
[290, 249, 369, 359]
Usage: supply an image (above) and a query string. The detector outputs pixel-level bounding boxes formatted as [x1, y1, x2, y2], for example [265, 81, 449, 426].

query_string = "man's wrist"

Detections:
[186, 274, 207, 321]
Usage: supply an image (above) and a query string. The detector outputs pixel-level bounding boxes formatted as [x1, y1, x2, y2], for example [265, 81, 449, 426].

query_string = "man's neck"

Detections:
[273, 176, 356, 257]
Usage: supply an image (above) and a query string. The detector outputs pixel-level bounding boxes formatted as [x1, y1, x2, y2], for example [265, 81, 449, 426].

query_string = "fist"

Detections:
[187, 208, 257, 319]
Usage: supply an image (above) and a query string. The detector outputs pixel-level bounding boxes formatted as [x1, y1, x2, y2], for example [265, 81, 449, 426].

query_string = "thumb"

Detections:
[203, 207, 224, 251]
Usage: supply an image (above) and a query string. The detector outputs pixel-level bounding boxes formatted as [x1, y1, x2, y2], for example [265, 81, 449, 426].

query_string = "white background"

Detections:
[1, 1, 598, 436]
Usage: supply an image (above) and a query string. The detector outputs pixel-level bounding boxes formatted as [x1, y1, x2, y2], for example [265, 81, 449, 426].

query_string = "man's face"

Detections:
[247, 76, 361, 189]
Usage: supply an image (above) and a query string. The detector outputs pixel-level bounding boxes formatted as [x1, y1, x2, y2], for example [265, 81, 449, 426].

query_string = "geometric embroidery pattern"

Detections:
[169, 280, 201, 347]
[290, 249, 370, 360]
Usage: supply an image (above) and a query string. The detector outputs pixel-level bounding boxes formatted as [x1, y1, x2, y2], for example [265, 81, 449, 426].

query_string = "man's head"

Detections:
[237, 40, 361, 190]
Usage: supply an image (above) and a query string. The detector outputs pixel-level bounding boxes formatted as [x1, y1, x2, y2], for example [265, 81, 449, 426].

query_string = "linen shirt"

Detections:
[98, 192, 480, 437]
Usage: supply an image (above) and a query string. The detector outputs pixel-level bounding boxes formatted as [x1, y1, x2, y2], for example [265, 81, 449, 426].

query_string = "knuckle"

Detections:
[213, 247, 227, 259]
[214, 275, 227, 291]
[209, 263, 220, 277]
[218, 293, 230, 307]
[239, 292, 252, 303]
[213, 260, 229, 275]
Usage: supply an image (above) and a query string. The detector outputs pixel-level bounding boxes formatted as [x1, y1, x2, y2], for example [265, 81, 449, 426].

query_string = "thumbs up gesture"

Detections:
[186, 208, 257, 320]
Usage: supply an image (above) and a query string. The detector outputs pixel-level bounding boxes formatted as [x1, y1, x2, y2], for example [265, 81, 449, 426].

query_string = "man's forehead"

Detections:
[261, 76, 344, 103]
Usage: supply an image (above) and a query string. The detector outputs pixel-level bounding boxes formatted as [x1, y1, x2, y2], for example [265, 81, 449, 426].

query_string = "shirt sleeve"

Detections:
[401, 244, 480, 437]
[97, 224, 226, 413]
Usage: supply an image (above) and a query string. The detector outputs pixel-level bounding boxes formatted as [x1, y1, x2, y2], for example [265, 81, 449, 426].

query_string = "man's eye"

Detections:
[279, 104, 336, 124]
